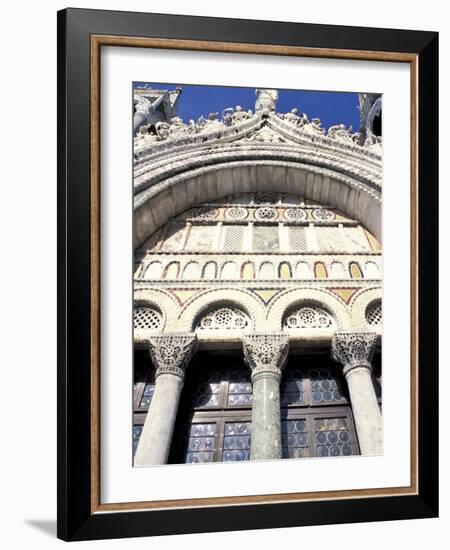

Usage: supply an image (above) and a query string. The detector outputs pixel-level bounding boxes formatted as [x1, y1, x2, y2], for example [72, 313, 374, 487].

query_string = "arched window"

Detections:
[196, 307, 251, 331]
[133, 306, 163, 331]
[366, 301, 382, 327]
[283, 305, 334, 329]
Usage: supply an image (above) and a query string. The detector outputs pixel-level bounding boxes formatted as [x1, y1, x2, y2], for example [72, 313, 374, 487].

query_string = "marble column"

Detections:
[134, 333, 198, 466]
[243, 333, 289, 461]
[331, 331, 382, 456]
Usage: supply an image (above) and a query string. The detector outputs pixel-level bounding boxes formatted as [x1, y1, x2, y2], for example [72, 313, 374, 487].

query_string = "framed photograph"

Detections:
[57, 8, 438, 541]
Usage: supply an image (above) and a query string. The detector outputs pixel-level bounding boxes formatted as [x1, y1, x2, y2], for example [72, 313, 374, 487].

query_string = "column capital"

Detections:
[243, 333, 289, 380]
[331, 330, 377, 375]
[148, 333, 198, 380]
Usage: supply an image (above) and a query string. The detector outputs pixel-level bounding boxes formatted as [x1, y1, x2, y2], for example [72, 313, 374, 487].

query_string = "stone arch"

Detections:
[221, 261, 239, 279]
[202, 261, 217, 279]
[143, 260, 163, 280]
[351, 287, 382, 332]
[182, 261, 201, 280]
[349, 261, 364, 279]
[295, 261, 313, 279]
[330, 261, 347, 279]
[241, 261, 255, 279]
[134, 160, 381, 250]
[365, 261, 380, 279]
[267, 288, 352, 331]
[163, 261, 180, 279]
[279, 262, 292, 279]
[314, 262, 328, 279]
[259, 261, 275, 279]
[176, 288, 267, 333]
[132, 289, 180, 340]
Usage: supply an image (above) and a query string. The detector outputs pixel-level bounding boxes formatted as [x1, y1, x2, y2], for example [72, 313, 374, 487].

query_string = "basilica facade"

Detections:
[132, 88, 382, 466]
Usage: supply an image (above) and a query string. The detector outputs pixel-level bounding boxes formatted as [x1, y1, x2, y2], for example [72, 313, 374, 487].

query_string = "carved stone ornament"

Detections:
[331, 331, 377, 375]
[243, 333, 289, 379]
[148, 333, 198, 379]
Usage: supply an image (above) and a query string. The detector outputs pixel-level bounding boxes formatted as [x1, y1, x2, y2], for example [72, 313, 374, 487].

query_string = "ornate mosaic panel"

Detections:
[288, 226, 308, 252]
[316, 226, 344, 252]
[223, 421, 252, 461]
[284, 208, 307, 222]
[223, 225, 244, 251]
[311, 208, 335, 221]
[341, 226, 371, 252]
[161, 222, 186, 252]
[185, 225, 215, 251]
[253, 225, 279, 252]
[225, 206, 248, 221]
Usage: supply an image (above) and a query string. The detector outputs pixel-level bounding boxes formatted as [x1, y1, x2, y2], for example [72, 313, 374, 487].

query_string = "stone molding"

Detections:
[243, 333, 289, 380]
[134, 110, 381, 168]
[331, 330, 377, 376]
[148, 333, 198, 380]
[133, 161, 381, 249]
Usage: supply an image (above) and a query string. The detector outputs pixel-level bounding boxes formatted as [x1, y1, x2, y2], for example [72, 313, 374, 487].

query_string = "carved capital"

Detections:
[148, 333, 198, 380]
[331, 330, 377, 376]
[243, 333, 289, 380]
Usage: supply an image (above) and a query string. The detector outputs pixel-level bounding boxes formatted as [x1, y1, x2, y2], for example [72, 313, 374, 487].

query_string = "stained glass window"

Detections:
[184, 423, 217, 464]
[227, 369, 253, 406]
[314, 417, 355, 457]
[282, 419, 310, 458]
[279, 356, 359, 459]
[223, 422, 252, 461]
[133, 425, 143, 455]
[309, 367, 346, 403]
[168, 354, 253, 464]
[281, 368, 305, 405]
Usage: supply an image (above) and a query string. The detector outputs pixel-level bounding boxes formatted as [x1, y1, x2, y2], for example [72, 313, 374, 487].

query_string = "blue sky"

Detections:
[134, 82, 361, 131]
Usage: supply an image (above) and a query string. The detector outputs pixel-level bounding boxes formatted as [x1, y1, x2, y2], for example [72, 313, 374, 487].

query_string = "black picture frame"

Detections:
[57, 7, 438, 541]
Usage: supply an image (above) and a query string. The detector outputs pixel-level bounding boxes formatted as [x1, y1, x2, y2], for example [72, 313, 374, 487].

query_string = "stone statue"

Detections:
[255, 89, 278, 113]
